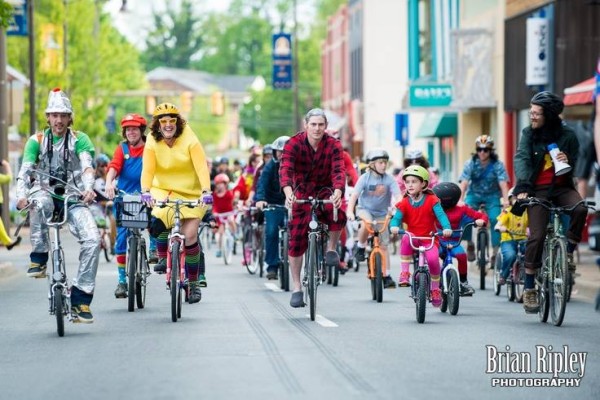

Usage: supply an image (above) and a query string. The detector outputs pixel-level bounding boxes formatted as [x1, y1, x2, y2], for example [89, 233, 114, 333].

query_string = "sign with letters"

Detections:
[272, 33, 292, 90]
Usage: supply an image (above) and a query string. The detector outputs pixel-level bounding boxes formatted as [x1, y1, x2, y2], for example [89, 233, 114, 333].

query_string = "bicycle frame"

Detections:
[439, 224, 473, 295]
[362, 216, 391, 279]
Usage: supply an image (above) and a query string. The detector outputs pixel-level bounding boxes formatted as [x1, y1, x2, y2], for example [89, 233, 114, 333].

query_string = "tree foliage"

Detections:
[0, 1, 13, 29]
[140, 0, 204, 71]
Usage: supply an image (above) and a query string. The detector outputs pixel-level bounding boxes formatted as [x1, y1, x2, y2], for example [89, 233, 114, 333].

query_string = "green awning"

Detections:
[417, 113, 457, 138]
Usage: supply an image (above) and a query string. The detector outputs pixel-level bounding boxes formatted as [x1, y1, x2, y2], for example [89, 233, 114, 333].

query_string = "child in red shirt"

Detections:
[212, 173, 237, 257]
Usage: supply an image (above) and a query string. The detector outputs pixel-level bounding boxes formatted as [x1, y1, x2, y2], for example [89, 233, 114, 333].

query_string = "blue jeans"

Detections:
[264, 207, 286, 272]
[500, 240, 525, 279]
[464, 192, 502, 248]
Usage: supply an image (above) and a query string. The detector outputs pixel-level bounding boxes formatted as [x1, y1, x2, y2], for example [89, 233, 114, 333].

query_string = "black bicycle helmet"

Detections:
[432, 182, 462, 209]
[530, 91, 564, 117]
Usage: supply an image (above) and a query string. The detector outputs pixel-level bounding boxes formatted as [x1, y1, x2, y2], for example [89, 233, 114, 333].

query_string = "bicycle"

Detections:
[115, 194, 152, 312]
[155, 197, 205, 322]
[524, 197, 595, 326]
[22, 171, 87, 336]
[213, 211, 237, 265]
[474, 203, 490, 290]
[241, 206, 265, 276]
[399, 230, 438, 324]
[98, 201, 115, 263]
[358, 215, 392, 303]
[291, 196, 337, 321]
[263, 204, 290, 291]
[492, 230, 526, 303]
[439, 224, 474, 315]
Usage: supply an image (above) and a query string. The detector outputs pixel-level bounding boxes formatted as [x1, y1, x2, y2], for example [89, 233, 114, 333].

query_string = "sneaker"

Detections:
[567, 253, 576, 272]
[498, 276, 506, 286]
[114, 282, 127, 298]
[467, 243, 475, 262]
[198, 274, 207, 288]
[338, 261, 348, 275]
[188, 281, 202, 304]
[154, 258, 167, 274]
[266, 271, 278, 280]
[355, 247, 366, 262]
[71, 304, 94, 323]
[523, 288, 540, 314]
[27, 263, 47, 278]
[6, 236, 21, 251]
[431, 288, 442, 307]
[290, 291, 305, 308]
[216, 250, 222, 258]
[398, 271, 411, 287]
[460, 281, 475, 296]
[148, 249, 158, 264]
[383, 275, 396, 289]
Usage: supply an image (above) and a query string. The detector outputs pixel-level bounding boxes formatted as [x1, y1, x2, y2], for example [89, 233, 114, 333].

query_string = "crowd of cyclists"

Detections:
[10, 87, 594, 323]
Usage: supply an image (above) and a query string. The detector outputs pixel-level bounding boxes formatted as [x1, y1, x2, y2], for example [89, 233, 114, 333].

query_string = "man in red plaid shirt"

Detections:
[280, 108, 347, 307]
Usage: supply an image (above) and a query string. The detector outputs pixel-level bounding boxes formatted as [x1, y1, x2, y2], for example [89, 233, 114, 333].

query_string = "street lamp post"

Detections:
[293, 0, 300, 131]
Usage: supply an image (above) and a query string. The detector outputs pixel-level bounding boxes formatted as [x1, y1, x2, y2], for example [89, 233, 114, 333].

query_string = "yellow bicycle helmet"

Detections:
[402, 165, 429, 183]
[153, 102, 180, 117]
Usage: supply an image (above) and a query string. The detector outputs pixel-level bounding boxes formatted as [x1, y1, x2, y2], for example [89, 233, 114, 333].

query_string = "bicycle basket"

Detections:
[115, 194, 151, 229]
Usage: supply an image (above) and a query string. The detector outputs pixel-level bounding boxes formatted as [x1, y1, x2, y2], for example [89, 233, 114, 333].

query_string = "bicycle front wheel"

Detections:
[374, 252, 383, 303]
[550, 240, 568, 326]
[416, 272, 428, 323]
[477, 229, 488, 290]
[102, 232, 114, 262]
[307, 235, 318, 321]
[280, 231, 290, 291]
[448, 269, 460, 315]
[223, 230, 234, 266]
[170, 242, 180, 322]
[493, 252, 502, 296]
[127, 236, 138, 312]
[54, 286, 65, 337]
[136, 241, 149, 309]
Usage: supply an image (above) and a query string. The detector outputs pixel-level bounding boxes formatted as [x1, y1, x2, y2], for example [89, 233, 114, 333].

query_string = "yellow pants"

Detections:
[0, 217, 13, 246]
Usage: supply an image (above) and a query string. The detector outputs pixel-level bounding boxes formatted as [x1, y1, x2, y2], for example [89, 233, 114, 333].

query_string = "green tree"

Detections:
[7, 0, 145, 155]
[140, 0, 204, 71]
[0, 1, 13, 29]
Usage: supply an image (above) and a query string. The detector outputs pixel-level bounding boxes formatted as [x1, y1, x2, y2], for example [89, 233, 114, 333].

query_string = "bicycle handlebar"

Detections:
[522, 198, 595, 213]
[290, 197, 338, 222]
[397, 230, 437, 252]
[30, 193, 80, 227]
[357, 215, 392, 234]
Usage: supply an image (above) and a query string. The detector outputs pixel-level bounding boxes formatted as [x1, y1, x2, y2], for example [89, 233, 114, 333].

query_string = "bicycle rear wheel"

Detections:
[477, 229, 488, 290]
[308, 235, 318, 321]
[223, 230, 234, 265]
[374, 252, 383, 303]
[514, 261, 525, 303]
[416, 272, 428, 323]
[54, 286, 65, 337]
[170, 242, 180, 322]
[550, 240, 568, 326]
[493, 252, 502, 296]
[102, 232, 114, 262]
[136, 242, 148, 309]
[127, 236, 138, 312]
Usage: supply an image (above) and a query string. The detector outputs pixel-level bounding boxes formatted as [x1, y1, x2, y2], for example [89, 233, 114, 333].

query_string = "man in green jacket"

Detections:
[513, 91, 587, 314]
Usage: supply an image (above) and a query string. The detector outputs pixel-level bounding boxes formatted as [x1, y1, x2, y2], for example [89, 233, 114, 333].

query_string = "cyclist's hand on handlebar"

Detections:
[442, 229, 452, 238]
[497, 225, 507, 232]
[201, 192, 213, 205]
[285, 192, 296, 209]
[141, 192, 153, 207]
[475, 218, 486, 227]
[346, 210, 355, 221]
[390, 226, 400, 235]
[516, 192, 528, 200]
[81, 190, 96, 204]
[256, 201, 266, 210]
[16, 198, 28, 210]
[330, 189, 343, 209]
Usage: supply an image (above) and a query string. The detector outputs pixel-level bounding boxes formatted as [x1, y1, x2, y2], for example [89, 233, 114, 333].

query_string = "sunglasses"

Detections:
[159, 117, 178, 125]
[477, 148, 490, 153]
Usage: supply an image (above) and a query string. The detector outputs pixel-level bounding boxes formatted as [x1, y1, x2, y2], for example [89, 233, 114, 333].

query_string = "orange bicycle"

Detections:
[359, 215, 392, 303]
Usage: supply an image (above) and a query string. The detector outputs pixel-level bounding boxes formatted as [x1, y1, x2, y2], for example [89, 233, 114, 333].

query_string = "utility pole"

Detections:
[292, 0, 300, 132]
[0, 26, 9, 228]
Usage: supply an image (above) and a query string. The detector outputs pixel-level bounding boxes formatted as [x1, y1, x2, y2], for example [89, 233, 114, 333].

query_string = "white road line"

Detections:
[307, 314, 338, 328]
[264, 282, 283, 292]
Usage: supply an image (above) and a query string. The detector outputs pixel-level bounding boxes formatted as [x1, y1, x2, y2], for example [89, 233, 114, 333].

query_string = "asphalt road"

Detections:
[0, 232, 599, 400]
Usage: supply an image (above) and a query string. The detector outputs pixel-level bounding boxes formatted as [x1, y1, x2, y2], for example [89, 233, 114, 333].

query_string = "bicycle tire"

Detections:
[171, 242, 180, 322]
[136, 242, 148, 309]
[507, 262, 517, 302]
[448, 269, 460, 315]
[332, 261, 339, 287]
[514, 261, 525, 303]
[493, 253, 501, 296]
[538, 275, 550, 323]
[416, 272, 427, 323]
[369, 256, 376, 301]
[127, 236, 138, 312]
[477, 229, 488, 290]
[258, 228, 265, 278]
[54, 286, 65, 337]
[223, 230, 234, 265]
[565, 271, 573, 302]
[550, 239, 568, 326]
[280, 231, 290, 291]
[308, 235, 318, 321]
[375, 252, 383, 303]
[102, 232, 114, 262]
[440, 270, 449, 313]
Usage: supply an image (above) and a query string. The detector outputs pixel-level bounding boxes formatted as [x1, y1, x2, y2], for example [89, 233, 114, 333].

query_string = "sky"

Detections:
[103, 0, 315, 50]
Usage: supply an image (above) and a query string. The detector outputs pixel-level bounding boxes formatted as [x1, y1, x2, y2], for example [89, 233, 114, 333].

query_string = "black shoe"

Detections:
[27, 263, 47, 278]
[290, 291, 305, 308]
[266, 271, 278, 280]
[188, 281, 202, 304]
[325, 250, 340, 267]
[71, 304, 94, 323]
[154, 258, 167, 274]
[6, 236, 21, 251]
[383, 276, 396, 289]
[114, 282, 127, 298]
[460, 281, 475, 296]
[355, 247, 366, 262]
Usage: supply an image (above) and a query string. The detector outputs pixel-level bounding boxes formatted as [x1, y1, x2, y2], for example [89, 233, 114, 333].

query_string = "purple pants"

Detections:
[400, 234, 441, 289]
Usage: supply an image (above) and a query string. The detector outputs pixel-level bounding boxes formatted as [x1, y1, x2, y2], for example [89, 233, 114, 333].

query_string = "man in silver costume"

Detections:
[16, 88, 100, 323]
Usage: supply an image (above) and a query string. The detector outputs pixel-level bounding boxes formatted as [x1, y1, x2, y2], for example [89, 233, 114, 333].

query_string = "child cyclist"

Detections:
[212, 173, 237, 257]
[494, 188, 528, 285]
[432, 182, 488, 296]
[390, 165, 452, 307]
[346, 148, 402, 288]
